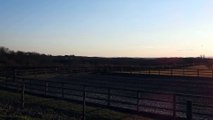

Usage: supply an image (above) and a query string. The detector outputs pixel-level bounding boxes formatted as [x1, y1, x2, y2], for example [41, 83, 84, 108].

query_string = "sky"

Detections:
[0, 0, 213, 57]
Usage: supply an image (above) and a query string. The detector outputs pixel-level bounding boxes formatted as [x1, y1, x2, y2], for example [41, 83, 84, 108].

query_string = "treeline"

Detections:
[0, 47, 211, 69]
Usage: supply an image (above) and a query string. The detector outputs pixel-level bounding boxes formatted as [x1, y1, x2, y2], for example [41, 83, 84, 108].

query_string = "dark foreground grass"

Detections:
[0, 89, 155, 120]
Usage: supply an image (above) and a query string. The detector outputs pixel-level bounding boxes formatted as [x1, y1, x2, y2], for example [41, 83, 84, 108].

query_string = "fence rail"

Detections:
[0, 76, 213, 120]
[1, 66, 213, 79]
[118, 68, 213, 79]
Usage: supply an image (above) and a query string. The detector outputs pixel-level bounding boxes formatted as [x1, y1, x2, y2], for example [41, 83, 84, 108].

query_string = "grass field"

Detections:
[11, 65, 213, 80]
[1, 64, 213, 120]
[119, 65, 213, 78]
[0, 89, 155, 120]
[1, 70, 213, 119]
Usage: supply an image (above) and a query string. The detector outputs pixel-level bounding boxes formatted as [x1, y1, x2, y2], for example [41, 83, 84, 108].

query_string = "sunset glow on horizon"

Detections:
[1, 0, 213, 57]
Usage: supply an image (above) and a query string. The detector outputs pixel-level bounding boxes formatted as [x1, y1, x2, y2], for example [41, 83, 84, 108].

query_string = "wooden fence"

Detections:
[119, 69, 213, 78]
[0, 76, 213, 120]
[1, 66, 213, 79]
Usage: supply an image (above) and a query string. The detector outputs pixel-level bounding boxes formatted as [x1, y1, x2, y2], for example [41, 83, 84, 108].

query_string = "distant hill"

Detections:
[0, 47, 211, 69]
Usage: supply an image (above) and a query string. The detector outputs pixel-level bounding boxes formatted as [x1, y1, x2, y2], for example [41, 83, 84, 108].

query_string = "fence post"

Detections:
[107, 88, 111, 106]
[171, 69, 173, 77]
[173, 94, 176, 120]
[45, 81, 48, 96]
[158, 69, 160, 76]
[148, 69, 150, 76]
[182, 69, 184, 77]
[13, 68, 19, 91]
[16, 77, 19, 92]
[21, 79, 25, 109]
[34, 69, 37, 78]
[197, 69, 199, 79]
[5, 76, 8, 88]
[82, 86, 86, 120]
[212, 69, 213, 80]
[29, 79, 32, 92]
[61, 82, 64, 99]
[137, 91, 140, 112]
[13, 68, 16, 81]
[186, 101, 192, 120]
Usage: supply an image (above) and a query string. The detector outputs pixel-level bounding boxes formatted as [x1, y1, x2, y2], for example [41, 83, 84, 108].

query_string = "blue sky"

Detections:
[0, 0, 213, 57]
